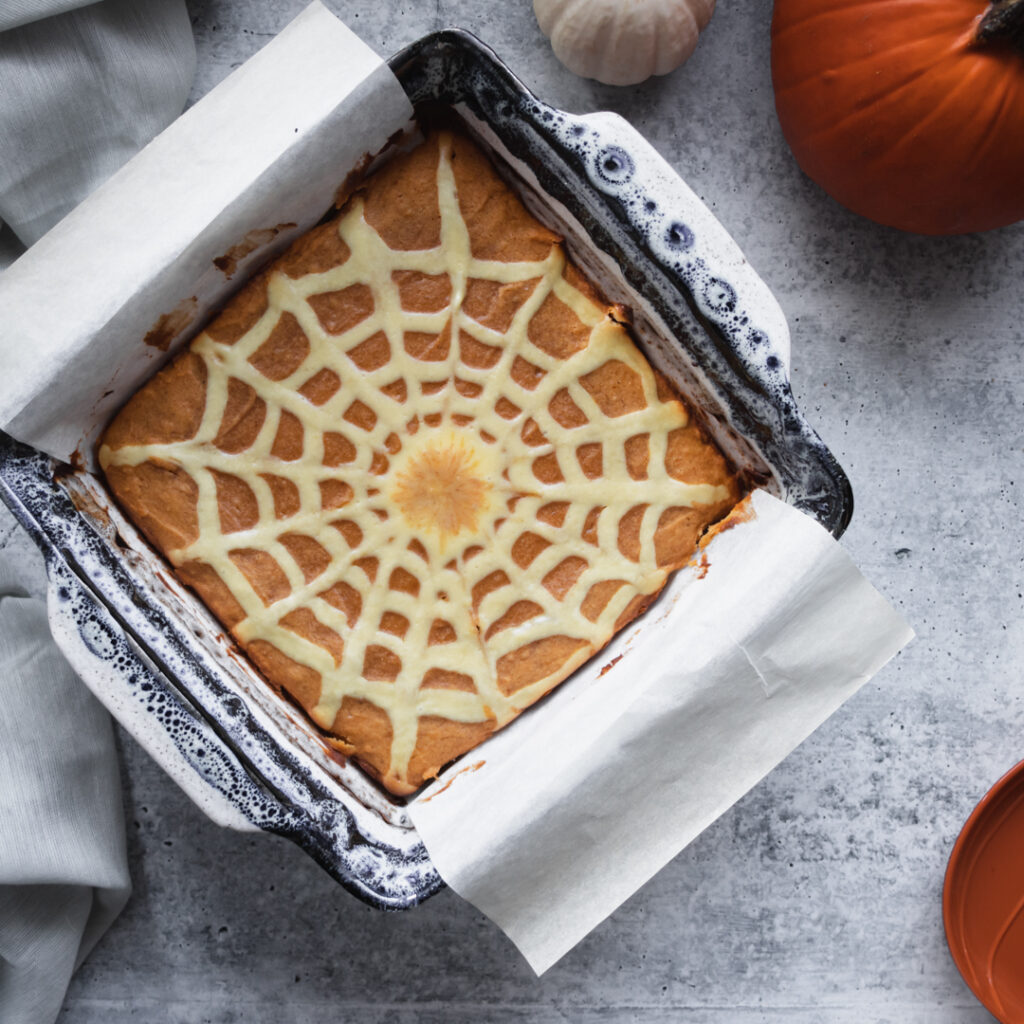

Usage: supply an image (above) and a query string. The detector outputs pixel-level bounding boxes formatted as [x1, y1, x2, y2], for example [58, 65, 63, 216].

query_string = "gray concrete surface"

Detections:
[3, 0, 1021, 1019]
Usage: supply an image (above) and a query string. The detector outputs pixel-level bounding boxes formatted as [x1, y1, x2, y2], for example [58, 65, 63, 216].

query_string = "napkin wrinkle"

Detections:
[0, 575, 31, 603]
[0, 544, 131, 1024]
[0, 885, 95, 1024]
[0, 0, 97, 33]
[0, 0, 196, 246]
[0, 580, 130, 886]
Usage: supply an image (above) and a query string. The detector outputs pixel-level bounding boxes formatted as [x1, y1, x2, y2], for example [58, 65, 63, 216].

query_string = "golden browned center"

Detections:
[391, 430, 493, 540]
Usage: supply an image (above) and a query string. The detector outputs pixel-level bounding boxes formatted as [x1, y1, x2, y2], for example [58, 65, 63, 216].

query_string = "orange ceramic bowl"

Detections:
[944, 759, 1024, 1024]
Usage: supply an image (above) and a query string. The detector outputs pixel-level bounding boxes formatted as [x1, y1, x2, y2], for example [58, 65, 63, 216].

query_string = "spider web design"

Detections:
[100, 133, 734, 793]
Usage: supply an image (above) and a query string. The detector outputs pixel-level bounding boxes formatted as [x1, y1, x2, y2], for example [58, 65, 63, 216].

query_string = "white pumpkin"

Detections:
[534, 0, 716, 86]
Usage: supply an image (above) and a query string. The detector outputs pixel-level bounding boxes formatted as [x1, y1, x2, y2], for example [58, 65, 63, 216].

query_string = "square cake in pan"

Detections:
[99, 131, 739, 795]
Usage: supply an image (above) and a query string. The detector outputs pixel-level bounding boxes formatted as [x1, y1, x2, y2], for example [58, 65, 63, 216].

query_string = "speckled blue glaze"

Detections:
[0, 30, 851, 913]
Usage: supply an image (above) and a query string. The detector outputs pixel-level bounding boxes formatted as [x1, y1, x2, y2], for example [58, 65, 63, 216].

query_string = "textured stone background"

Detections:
[2, 0, 1021, 1020]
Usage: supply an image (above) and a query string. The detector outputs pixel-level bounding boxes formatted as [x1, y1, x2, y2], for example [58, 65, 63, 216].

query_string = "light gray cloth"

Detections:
[0, 1, 195, 1020]
[0, 0, 196, 248]
[0, 1, 99, 34]
[0, 540, 131, 1024]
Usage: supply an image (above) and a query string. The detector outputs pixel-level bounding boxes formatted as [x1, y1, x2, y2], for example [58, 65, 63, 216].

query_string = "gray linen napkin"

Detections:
[0, 535, 130, 1024]
[0, 1, 196, 1019]
[0, 0, 196, 248]
[0, 1, 95, 34]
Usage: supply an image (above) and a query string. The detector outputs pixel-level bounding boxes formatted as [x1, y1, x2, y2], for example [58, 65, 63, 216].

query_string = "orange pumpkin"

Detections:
[771, 0, 1024, 235]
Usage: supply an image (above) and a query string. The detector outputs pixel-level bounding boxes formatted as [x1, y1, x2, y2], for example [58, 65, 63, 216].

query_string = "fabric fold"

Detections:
[0, 1, 196, 1019]
[0, 0, 195, 246]
[0, 543, 131, 1024]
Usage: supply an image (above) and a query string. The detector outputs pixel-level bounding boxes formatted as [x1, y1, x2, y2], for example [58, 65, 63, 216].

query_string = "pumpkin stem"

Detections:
[976, 0, 1024, 49]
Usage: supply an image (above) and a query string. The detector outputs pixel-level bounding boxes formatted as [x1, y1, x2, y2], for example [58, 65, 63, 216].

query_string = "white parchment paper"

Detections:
[0, 1, 413, 462]
[409, 489, 913, 974]
[0, 4, 912, 975]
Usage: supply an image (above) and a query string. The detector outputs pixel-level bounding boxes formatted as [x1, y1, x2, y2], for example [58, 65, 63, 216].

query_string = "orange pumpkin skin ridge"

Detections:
[771, 0, 1024, 235]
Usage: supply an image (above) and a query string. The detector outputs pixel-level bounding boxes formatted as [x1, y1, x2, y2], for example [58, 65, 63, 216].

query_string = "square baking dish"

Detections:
[0, 29, 852, 910]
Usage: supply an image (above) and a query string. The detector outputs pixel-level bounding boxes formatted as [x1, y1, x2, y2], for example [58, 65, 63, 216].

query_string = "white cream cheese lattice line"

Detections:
[100, 132, 734, 793]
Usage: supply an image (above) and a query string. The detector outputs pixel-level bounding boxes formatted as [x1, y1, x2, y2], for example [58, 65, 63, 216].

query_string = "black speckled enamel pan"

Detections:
[0, 30, 852, 910]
